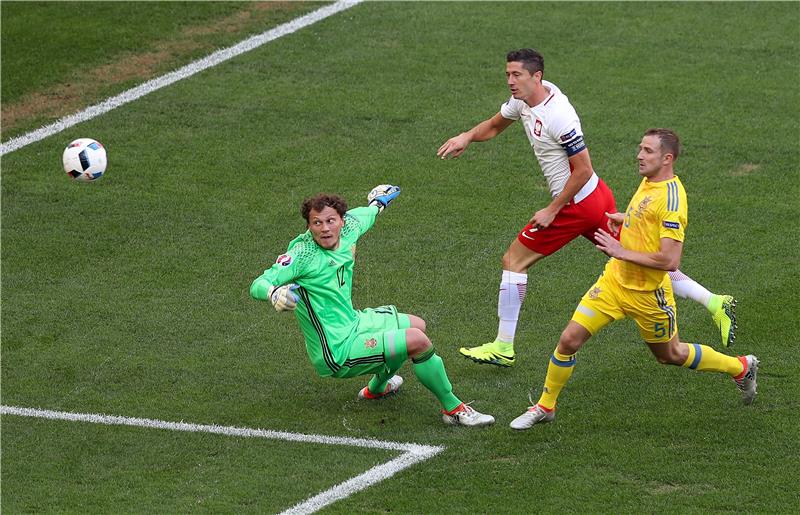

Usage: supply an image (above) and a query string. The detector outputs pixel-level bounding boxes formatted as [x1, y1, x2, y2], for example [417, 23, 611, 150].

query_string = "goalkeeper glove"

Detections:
[367, 184, 401, 212]
[269, 284, 300, 312]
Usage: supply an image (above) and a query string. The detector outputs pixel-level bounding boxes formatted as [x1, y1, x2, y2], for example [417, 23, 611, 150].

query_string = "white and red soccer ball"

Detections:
[62, 138, 107, 182]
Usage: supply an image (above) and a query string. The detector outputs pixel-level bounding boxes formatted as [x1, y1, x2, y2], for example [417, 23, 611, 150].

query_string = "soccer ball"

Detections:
[62, 138, 107, 182]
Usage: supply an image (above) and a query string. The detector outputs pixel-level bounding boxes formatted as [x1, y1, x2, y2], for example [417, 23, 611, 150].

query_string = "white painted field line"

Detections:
[1, 405, 445, 514]
[0, 0, 363, 157]
[280, 450, 440, 515]
[0, 405, 440, 453]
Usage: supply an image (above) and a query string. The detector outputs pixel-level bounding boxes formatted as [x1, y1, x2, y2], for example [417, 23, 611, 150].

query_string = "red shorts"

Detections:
[517, 178, 617, 256]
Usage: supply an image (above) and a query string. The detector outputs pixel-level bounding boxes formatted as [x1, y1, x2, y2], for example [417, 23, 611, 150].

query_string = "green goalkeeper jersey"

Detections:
[250, 206, 379, 377]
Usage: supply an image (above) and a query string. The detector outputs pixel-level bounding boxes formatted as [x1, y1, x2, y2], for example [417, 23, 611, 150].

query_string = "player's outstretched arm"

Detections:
[367, 184, 401, 213]
[437, 113, 513, 159]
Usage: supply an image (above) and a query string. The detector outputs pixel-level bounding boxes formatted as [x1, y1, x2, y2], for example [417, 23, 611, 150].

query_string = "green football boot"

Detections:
[711, 295, 737, 347]
[459, 340, 515, 367]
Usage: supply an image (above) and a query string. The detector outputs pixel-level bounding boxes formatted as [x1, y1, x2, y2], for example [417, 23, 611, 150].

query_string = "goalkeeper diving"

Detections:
[250, 185, 494, 427]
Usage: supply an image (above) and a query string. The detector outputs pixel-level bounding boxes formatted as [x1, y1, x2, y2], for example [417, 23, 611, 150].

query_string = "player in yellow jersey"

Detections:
[510, 129, 758, 430]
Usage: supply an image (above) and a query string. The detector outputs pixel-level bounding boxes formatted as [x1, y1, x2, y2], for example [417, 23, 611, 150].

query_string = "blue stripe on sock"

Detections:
[689, 343, 702, 370]
[550, 354, 576, 367]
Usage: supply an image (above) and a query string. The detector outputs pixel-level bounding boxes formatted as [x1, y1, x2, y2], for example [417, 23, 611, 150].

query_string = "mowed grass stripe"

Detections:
[0, 0, 362, 155]
[0, 2, 329, 139]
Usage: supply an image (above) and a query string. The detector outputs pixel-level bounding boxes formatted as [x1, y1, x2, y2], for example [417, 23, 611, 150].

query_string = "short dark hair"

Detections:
[506, 48, 544, 76]
[301, 193, 348, 222]
[644, 128, 681, 161]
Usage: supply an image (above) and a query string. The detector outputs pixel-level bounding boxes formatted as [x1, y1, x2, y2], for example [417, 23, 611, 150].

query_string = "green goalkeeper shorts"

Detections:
[333, 305, 411, 379]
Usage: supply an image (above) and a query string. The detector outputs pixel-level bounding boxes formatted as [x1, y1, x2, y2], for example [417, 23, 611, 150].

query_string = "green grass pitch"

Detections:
[2, 2, 799, 513]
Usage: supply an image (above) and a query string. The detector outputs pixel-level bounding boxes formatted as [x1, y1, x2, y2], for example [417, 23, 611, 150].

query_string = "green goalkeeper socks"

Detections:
[368, 367, 400, 395]
[412, 347, 461, 412]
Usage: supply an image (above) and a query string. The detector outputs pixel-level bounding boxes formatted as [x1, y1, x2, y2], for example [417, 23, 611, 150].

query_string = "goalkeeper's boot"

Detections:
[358, 375, 403, 400]
[509, 404, 556, 430]
[458, 340, 515, 367]
[734, 355, 759, 405]
[711, 294, 737, 347]
[441, 403, 495, 427]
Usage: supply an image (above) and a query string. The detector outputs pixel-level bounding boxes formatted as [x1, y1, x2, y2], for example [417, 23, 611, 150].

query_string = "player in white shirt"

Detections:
[437, 48, 736, 367]
[501, 79, 599, 204]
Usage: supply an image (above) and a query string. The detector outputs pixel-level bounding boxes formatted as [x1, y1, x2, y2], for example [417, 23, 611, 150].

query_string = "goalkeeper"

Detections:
[250, 186, 494, 427]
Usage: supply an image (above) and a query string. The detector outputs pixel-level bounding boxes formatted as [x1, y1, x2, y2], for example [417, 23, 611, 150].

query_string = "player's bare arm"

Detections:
[594, 232, 683, 271]
[437, 113, 514, 159]
[529, 149, 594, 228]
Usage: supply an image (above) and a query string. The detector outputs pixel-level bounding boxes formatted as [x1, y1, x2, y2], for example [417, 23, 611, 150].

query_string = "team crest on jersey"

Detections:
[533, 119, 543, 137]
[633, 196, 653, 219]
[589, 286, 602, 299]
[276, 254, 292, 266]
[364, 338, 377, 349]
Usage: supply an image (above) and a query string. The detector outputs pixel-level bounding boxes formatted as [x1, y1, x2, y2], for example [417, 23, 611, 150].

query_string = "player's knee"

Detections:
[666, 350, 685, 365]
[405, 328, 431, 358]
[501, 249, 513, 270]
[651, 345, 684, 366]
[557, 331, 581, 355]
[503, 241, 540, 273]
[558, 342, 581, 356]
[502, 248, 525, 272]
[408, 314, 427, 333]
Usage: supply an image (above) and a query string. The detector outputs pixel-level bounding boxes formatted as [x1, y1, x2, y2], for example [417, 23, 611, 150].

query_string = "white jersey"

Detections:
[500, 80, 598, 203]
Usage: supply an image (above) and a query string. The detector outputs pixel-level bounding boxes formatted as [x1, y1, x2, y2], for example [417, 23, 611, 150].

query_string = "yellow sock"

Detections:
[682, 343, 744, 376]
[537, 349, 576, 410]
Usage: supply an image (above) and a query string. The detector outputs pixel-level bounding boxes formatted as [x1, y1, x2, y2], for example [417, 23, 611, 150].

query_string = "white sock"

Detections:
[496, 270, 528, 344]
[669, 270, 713, 307]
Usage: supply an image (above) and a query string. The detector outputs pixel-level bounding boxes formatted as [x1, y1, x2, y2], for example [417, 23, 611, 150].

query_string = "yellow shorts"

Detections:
[571, 272, 677, 343]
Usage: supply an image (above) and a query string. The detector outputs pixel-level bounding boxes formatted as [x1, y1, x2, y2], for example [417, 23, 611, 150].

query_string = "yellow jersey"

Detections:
[606, 175, 687, 291]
